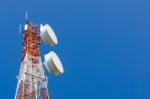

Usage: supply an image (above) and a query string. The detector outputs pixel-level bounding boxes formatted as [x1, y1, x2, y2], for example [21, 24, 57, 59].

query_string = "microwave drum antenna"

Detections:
[40, 24, 58, 46]
[44, 51, 64, 76]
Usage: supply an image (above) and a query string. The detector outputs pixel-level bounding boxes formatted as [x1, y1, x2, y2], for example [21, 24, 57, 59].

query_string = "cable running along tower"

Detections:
[15, 15, 64, 99]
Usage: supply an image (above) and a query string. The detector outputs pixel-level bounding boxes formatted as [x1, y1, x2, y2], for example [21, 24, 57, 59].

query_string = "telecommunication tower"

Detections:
[14, 15, 64, 99]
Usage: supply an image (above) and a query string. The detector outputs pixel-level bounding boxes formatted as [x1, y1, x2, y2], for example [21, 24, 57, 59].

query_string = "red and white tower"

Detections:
[15, 17, 64, 99]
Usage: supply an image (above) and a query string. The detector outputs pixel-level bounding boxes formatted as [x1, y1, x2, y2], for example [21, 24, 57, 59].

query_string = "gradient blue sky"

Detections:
[0, 0, 150, 99]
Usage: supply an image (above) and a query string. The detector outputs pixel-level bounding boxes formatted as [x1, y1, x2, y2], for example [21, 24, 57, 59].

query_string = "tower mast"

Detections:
[15, 21, 49, 99]
[15, 15, 64, 99]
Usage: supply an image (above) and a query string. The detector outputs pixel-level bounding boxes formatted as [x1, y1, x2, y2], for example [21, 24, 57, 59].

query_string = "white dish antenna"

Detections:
[44, 51, 64, 76]
[40, 24, 58, 46]
[24, 24, 27, 30]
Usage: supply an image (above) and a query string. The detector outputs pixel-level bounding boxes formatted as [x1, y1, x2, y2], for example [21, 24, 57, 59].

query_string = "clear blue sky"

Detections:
[0, 0, 150, 99]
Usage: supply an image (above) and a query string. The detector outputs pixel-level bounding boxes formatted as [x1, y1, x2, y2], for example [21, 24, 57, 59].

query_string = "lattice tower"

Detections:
[15, 21, 50, 99]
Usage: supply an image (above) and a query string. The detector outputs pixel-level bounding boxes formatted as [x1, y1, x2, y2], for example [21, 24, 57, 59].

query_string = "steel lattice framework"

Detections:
[15, 21, 50, 99]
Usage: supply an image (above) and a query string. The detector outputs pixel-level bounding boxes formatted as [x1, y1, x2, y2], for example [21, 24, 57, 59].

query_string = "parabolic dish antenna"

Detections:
[40, 24, 58, 46]
[44, 51, 64, 76]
